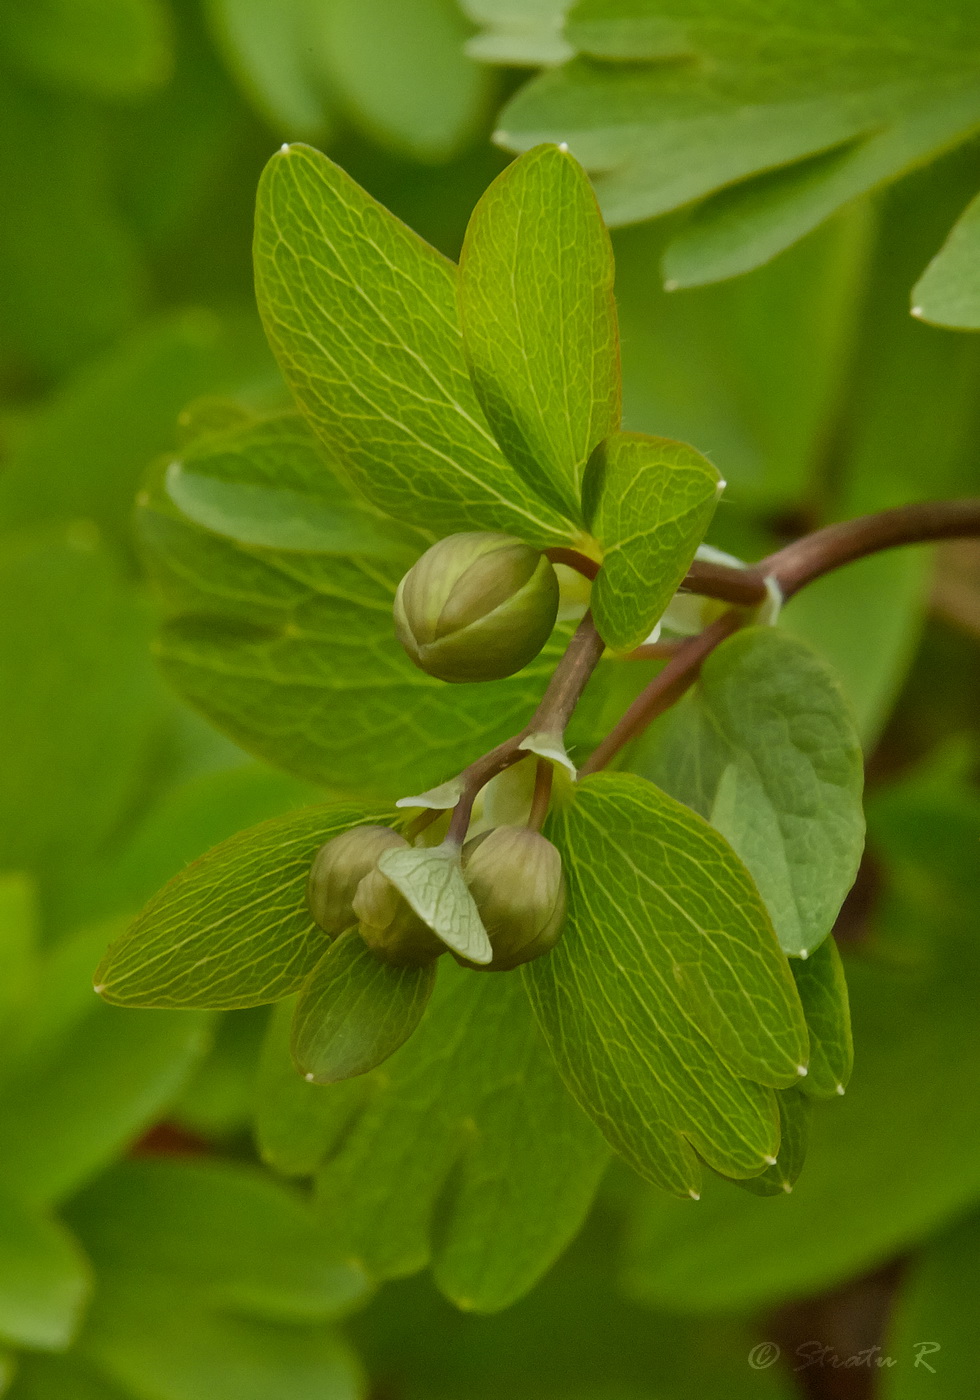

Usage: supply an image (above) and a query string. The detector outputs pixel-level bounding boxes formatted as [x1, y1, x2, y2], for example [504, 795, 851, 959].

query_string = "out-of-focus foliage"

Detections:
[1, 3, 979, 1399]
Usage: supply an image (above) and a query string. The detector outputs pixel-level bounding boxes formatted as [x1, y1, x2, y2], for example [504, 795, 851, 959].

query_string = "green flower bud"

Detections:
[393, 532, 559, 683]
[307, 825, 406, 935]
[460, 826, 566, 971]
[353, 863, 445, 967]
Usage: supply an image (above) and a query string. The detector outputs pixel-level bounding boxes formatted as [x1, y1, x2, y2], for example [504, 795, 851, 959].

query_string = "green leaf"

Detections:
[661, 91, 980, 289]
[611, 208, 872, 508]
[79, 1282, 361, 1400]
[731, 1086, 811, 1198]
[622, 780, 980, 1312]
[173, 1007, 270, 1138]
[781, 548, 931, 747]
[255, 999, 370, 1177]
[524, 772, 809, 1197]
[584, 432, 721, 651]
[5, 1352, 134, 1400]
[312, 0, 493, 163]
[253, 143, 574, 545]
[205, 0, 333, 138]
[0, 0, 172, 100]
[377, 845, 492, 965]
[792, 935, 853, 1099]
[67, 1160, 364, 1400]
[71, 763, 319, 932]
[315, 963, 609, 1312]
[164, 412, 417, 556]
[95, 802, 395, 1009]
[636, 627, 865, 956]
[68, 1158, 367, 1321]
[0, 528, 165, 878]
[292, 930, 438, 1083]
[497, 2, 980, 283]
[458, 143, 620, 520]
[0, 1000, 209, 1208]
[138, 458, 571, 796]
[0, 1186, 90, 1351]
[351, 1241, 797, 1400]
[0, 71, 143, 375]
[462, 0, 572, 67]
[911, 186, 980, 329]
[0, 312, 274, 560]
[884, 1209, 979, 1400]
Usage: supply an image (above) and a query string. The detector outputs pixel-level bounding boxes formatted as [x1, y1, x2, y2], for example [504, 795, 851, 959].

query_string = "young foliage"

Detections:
[95, 803, 396, 1009]
[292, 930, 437, 1084]
[311, 962, 610, 1312]
[494, 0, 980, 294]
[583, 431, 721, 651]
[253, 143, 574, 544]
[911, 186, 980, 329]
[65, 1159, 366, 1400]
[458, 143, 620, 520]
[525, 772, 809, 1197]
[623, 776, 980, 1312]
[137, 426, 572, 796]
[792, 933, 853, 1098]
[638, 627, 865, 956]
[0, 1187, 90, 1351]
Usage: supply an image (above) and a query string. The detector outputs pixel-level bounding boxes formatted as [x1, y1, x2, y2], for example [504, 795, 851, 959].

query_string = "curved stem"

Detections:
[759, 498, 980, 599]
[445, 612, 605, 843]
[544, 546, 600, 580]
[580, 611, 741, 775]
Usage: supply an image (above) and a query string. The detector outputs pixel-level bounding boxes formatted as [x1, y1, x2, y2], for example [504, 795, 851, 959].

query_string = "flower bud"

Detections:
[307, 825, 406, 936]
[353, 863, 445, 967]
[393, 532, 559, 683]
[460, 826, 566, 971]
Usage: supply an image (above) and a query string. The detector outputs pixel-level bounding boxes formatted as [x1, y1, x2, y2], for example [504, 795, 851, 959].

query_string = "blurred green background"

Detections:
[1, 3, 979, 1398]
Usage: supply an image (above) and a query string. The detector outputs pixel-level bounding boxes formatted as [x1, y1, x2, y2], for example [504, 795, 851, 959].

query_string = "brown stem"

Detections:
[759, 497, 980, 599]
[446, 612, 605, 843]
[544, 546, 600, 580]
[681, 558, 769, 606]
[580, 611, 742, 775]
[624, 638, 685, 661]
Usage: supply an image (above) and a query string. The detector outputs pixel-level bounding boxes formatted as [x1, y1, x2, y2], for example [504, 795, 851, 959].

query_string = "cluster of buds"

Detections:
[305, 530, 569, 970]
[307, 821, 566, 971]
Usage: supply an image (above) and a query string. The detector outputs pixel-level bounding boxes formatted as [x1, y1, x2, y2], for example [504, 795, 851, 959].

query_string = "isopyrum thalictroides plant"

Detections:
[93, 140, 980, 1306]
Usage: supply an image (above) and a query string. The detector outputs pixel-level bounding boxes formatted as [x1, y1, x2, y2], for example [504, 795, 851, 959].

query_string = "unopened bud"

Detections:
[460, 826, 566, 970]
[393, 532, 559, 683]
[353, 864, 445, 967]
[307, 826, 405, 935]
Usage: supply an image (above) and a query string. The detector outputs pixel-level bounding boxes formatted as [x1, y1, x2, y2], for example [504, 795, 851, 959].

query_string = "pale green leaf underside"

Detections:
[377, 845, 492, 965]
[792, 934, 853, 1099]
[639, 627, 865, 956]
[292, 930, 437, 1083]
[459, 142, 620, 520]
[734, 1086, 811, 1197]
[254, 143, 574, 545]
[497, 2, 980, 283]
[314, 961, 609, 1312]
[524, 772, 808, 1197]
[911, 185, 980, 328]
[137, 454, 572, 797]
[95, 802, 395, 1009]
[585, 431, 721, 652]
